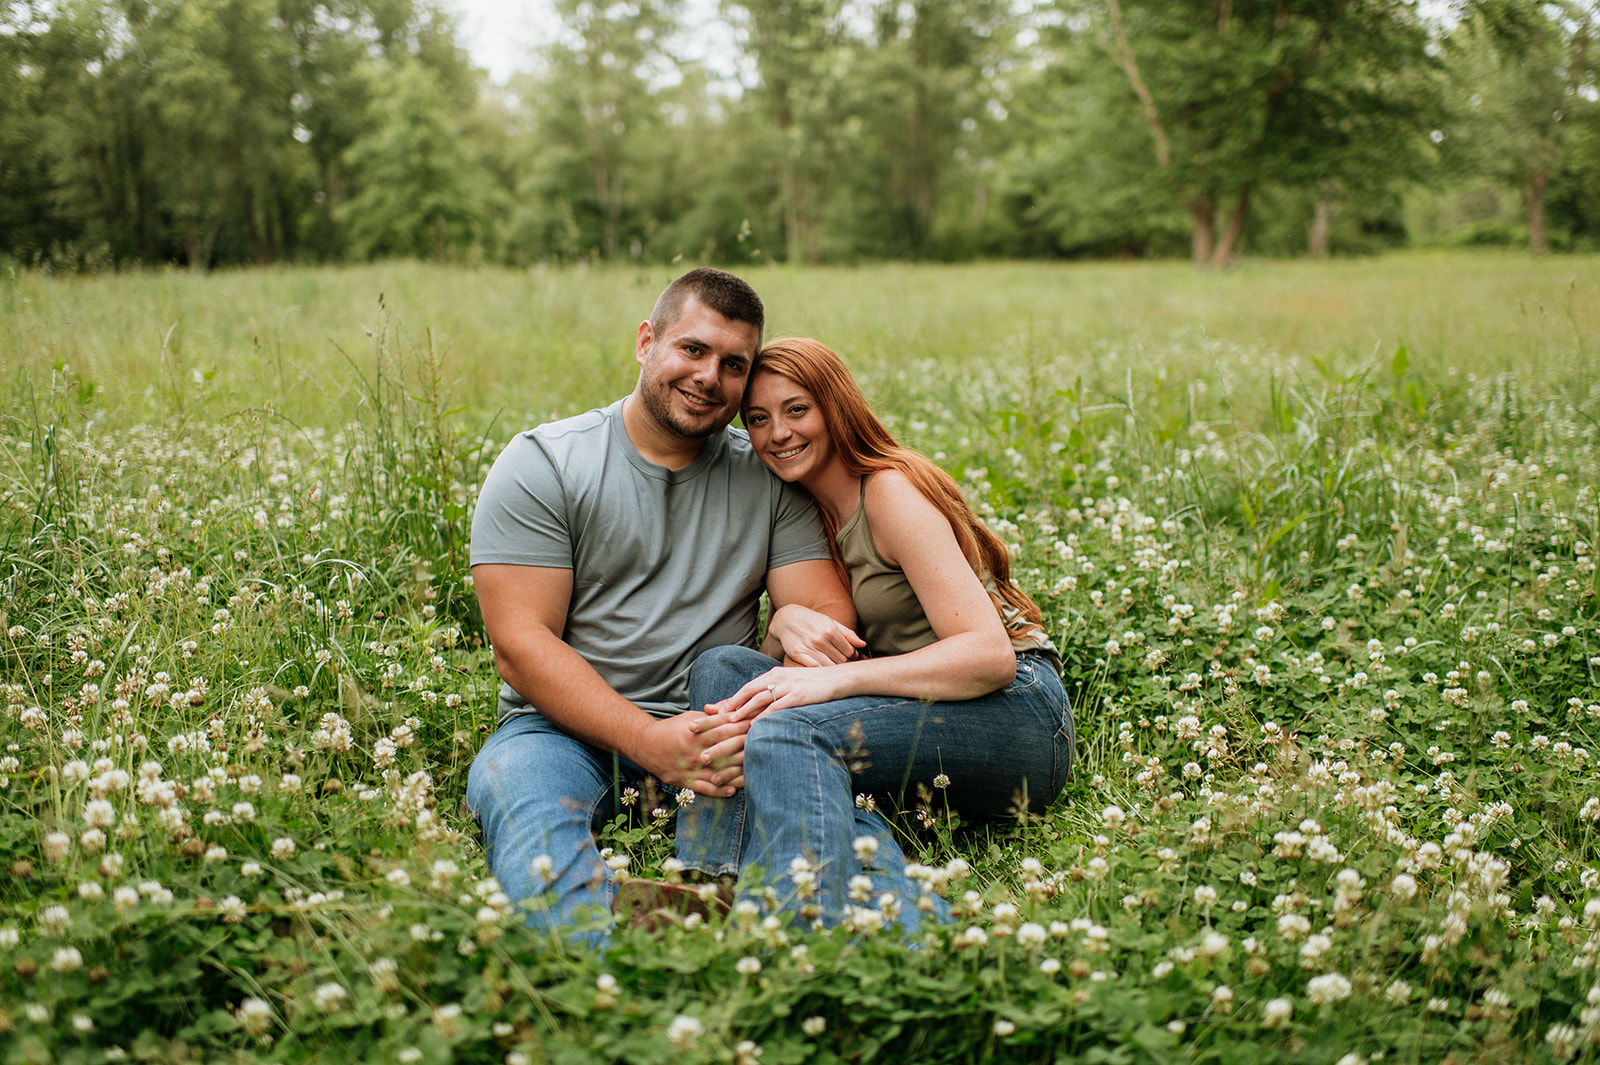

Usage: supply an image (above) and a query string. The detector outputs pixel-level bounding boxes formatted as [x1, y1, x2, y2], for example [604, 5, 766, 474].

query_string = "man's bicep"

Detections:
[766, 559, 854, 626]
[472, 564, 573, 645]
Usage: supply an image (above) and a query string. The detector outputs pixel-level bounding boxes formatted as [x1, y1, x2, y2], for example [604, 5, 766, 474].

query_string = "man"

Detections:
[465, 268, 853, 941]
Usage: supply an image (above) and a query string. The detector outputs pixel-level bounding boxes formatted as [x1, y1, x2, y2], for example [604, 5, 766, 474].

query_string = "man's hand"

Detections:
[631, 712, 754, 796]
[764, 603, 865, 666]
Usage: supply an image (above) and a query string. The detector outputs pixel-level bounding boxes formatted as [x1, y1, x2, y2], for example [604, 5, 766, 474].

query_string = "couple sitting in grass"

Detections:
[467, 268, 1074, 943]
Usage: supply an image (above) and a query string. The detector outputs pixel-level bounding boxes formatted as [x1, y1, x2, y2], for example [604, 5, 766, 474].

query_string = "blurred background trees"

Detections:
[1, 0, 1596, 269]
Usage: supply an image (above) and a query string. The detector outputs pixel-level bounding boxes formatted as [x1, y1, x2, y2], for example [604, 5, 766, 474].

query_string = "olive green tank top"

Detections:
[835, 476, 1060, 671]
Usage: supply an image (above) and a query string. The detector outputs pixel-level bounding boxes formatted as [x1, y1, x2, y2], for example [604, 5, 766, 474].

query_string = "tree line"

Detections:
[1, 0, 1596, 270]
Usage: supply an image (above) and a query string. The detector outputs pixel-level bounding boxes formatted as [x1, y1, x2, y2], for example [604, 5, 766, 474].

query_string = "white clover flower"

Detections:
[735, 956, 762, 975]
[666, 1014, 704, 1051]
[83, 799, 116, 828]
[993, 1019, 1016, 1037]
[801, 1016, 827, 1037]
[1193, 884, 1218, 907]
[311, 983, 348, 1013]
[236, 996, 273, 1036]
[1100, 805, 1126, 830]
[1307, 972, 1352, 1004]
[1039, 957, 1061, 974]
[1017, 922, 1047, 950]
[271, 838, 295, 861]
[218, 896, 247, 923]
[51, 945, 84, 972]
[38, 904, 70, 936]
[43, 832, 72, 862]
[852, 835, 880, 862]
[1262, 997, 1293, 1027]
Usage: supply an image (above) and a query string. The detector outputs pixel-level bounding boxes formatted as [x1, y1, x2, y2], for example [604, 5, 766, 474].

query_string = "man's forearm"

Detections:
[492, 630, 659, 756]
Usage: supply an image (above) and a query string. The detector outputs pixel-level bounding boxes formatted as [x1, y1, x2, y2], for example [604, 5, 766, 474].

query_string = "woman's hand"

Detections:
[701, 664, 855, 724]
[763, 604, 866, 667]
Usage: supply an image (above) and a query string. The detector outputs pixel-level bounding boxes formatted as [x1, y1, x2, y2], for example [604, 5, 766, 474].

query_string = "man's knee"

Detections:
[689, 645, 779, 706]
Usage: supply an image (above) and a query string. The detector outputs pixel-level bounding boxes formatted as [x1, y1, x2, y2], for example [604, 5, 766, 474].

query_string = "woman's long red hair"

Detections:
[749, 337, 1045, 637]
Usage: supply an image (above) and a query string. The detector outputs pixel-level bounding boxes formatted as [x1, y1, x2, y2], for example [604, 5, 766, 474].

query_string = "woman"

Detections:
[676, 337, 1075, 927]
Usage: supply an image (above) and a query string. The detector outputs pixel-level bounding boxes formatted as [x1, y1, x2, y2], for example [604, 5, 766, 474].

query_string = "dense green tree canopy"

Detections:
[0, 0, 1595, 266]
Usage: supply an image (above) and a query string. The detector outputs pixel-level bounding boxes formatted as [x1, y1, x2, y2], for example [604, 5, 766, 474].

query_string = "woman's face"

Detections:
[742, 372, 834, 484]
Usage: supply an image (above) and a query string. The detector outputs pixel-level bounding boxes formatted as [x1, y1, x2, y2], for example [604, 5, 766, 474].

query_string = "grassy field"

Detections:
[2, 253, 1599, 1063]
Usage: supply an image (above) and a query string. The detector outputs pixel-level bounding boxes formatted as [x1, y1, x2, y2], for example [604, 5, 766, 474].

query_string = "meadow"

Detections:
[1, 252, 1598, 1063]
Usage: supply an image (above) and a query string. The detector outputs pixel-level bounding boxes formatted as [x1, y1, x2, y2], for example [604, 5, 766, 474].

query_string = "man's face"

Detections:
[634, 296, 760, 441]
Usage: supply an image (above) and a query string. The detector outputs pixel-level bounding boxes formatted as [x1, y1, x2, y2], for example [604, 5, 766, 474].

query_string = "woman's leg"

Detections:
[740, 653, 1072, 925]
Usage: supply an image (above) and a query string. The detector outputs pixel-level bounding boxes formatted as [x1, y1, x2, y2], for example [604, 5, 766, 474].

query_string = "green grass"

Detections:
[1, 253, 1598, 1064]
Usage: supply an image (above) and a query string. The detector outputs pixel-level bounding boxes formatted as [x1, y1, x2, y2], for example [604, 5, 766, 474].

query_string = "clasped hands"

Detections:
[640, 606, 864, 797]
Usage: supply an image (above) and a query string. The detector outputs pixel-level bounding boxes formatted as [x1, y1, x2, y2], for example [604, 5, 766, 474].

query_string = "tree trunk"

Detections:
[1188, 198, 1215, 267]
[1527, 166, 1548, 256]
[1211, 183, 1253, 268]
[1307, 182, 1334, 259]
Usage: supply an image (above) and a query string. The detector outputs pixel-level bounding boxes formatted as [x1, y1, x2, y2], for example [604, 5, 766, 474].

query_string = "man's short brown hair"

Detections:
[649, 268, 764, 348]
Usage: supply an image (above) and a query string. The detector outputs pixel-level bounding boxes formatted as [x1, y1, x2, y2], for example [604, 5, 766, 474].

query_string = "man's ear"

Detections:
[635, 320, 654, 367]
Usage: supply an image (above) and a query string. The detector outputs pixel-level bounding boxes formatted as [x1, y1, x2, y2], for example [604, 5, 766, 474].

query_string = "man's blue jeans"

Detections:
[676, 645, 1076, 928]
[465, 712, 740, 946]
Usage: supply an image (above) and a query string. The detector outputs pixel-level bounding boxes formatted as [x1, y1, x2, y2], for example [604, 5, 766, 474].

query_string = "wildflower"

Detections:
[1017, 922, 1047, 950]
[853, 835, 880, 862]
[84, 799, 116, 828]
[801, 1016, 827, 1037]
[311, 983, 348, 1013]
[735, 1039, 763, 1065]
[236, 997, 273, 1036]
[735, 956, 762, 975]
[1307, 972, 1353, 1004]
[1193, 885, 1218, 908]
[431, 1003, 463, 1036]
[1262, 997, 1294, 1027]
[271, 838, 295, 861]
[933, 773, 950, 789]
[52, 946, 84, 972]
[219, 896, 247, 923]
[1101, 805, 1126, 830]
[1546, 1023, 1579, 1061]
[666, 1014, 704, 1051]
[369, 957, 400, 993]
[43, 832, 71, 862]
[1391, 873, 1419, 900]
[38, 904, 70, 936]
[1211, 985, 1234, 1013]
[993, 1019, 1016, 1037]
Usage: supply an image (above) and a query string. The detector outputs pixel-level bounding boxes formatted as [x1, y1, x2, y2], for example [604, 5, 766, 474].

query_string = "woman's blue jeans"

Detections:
[675, 645, 1076, 929]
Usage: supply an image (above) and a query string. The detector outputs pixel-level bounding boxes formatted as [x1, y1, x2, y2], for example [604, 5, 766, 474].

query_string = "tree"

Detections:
[1444, 0, 1597, 254]
[1055, 0, 1437, 266]
[337, 60, 498, 260]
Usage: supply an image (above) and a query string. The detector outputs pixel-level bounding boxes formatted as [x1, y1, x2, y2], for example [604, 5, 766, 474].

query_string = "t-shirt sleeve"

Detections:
[469, 433, 575, 568]
[767, 480, 831, 570]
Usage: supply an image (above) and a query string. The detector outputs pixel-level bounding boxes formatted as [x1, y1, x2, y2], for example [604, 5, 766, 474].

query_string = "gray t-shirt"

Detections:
[471, 399, 830, 721]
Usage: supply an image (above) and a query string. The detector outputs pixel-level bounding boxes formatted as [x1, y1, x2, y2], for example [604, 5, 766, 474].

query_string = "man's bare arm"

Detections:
[473, 563, 746, 795]
[760, 558, 858, 664]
